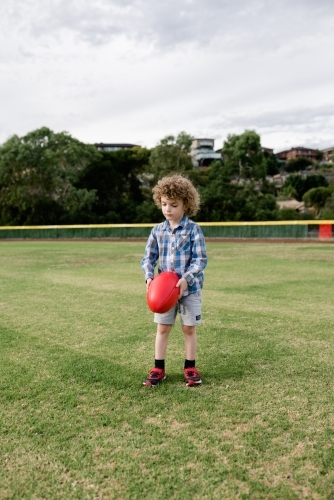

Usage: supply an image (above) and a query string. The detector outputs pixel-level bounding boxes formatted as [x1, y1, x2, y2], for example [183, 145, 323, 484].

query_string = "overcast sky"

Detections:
[1, 0, 334, 152]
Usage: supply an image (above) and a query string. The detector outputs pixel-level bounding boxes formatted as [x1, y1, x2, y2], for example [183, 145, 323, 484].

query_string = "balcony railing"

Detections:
[194, 152, 221, 160]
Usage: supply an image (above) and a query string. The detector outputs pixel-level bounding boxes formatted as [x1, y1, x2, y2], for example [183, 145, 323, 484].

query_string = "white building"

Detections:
[190, 138, 222, 168]
[321, 147, 334, 163]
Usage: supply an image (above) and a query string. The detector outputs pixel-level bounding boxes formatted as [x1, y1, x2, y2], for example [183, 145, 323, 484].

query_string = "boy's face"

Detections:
[161, 196, 186, 226]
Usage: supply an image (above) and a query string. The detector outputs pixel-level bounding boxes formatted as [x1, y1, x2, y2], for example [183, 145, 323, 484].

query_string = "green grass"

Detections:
[0, 241, 334, 499]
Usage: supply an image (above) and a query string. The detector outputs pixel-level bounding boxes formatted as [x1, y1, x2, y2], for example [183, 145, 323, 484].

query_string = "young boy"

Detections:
[141, 174, 207, 387]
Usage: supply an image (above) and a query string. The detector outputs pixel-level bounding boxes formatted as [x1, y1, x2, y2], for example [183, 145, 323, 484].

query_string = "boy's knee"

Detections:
[182, 325, 196, 336]
[157, 324, 172, 335]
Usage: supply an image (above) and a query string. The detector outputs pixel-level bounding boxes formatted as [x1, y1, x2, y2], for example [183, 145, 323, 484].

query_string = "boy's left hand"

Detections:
[176, 278, 187, 299]
[146, 278, 153, 291]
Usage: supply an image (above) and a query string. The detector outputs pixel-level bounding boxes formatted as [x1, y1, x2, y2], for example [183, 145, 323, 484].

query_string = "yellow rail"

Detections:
[0, 220, 333, 230]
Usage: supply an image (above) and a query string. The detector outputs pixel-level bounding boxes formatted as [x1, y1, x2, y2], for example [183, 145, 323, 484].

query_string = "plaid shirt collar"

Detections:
[162, 214, 189, 232]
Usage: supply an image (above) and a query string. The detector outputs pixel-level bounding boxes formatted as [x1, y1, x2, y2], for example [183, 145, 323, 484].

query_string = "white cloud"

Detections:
[1, 0, 334, 150]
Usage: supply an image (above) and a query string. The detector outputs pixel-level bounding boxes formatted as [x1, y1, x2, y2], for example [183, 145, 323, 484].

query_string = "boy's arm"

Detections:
[141, 229, 159, 281]
[182, 226, 207, 285]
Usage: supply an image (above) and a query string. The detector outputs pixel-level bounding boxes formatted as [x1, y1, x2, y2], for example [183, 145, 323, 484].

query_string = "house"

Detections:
[267, 173, 288, 196]
[275, 147, 319, 162]
[94, 143, 139, 152]
[321, 147, 334, 163]
[190, 138, 222, 168]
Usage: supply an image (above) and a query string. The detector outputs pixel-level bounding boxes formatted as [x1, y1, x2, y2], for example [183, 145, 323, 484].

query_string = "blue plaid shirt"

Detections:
[141, 215, 207, 296]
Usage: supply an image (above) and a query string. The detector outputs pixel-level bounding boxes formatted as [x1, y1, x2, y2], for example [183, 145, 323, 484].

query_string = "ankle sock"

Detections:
[155, 359, 165, 370]
[184, 359, 195, 369]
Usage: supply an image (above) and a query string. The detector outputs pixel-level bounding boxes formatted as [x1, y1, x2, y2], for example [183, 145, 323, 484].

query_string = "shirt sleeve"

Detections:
[141, 228, 159, 280]
[182, 225, 207, 285]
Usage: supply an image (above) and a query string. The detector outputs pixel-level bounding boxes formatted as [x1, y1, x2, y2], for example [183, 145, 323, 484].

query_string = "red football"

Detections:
[147, 271, 179, 313]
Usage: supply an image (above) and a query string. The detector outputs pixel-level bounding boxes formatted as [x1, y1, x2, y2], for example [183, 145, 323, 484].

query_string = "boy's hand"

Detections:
[146, 278, 153, 291]
[176, 278, 187, 299]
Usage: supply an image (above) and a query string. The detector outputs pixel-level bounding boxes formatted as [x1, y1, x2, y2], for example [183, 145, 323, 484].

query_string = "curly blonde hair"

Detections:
[152, 174, 200, 217]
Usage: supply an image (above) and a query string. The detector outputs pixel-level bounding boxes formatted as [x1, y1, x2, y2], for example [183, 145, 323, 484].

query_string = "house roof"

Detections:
[276, 146, 318, 155]
[276, 199, 305, 211]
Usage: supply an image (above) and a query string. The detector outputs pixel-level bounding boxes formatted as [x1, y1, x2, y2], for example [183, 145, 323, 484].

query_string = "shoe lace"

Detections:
[149, 368, 163, 379]
[185, 368, 198, 378]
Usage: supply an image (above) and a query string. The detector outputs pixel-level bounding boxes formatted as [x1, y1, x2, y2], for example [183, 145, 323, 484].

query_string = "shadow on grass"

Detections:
[201, 337, 296, 385]
[0, 326, 297, 394]
[0, 339, 143, 398]
[199, 355, 256, 386]
[58, 349, 142, 390]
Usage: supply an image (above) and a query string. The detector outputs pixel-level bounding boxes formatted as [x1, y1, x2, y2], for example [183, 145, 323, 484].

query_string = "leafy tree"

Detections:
[77, 147, 150, 223]
[195, 160, 232, 221]
[315, 149, 323, 162]
[277, 208, 315, 221]
[279, 208, 301, 221]
[0, 127, 99, 224]
[322, 193, 334, 219]
[135, 132, 195, 222]
[263, 151, 280, 176]
[303, 186, 333, 216]
[282, 174, 328, 201]
[303, 174, 328, 193]
[285, 157, 313, 173]
[197, 160, 279, 222]
[259, 178, 276, 196]
[222, 130, 266, 181]
[148, 132, 194, 181]
[280, 184, 298, 200]
[135, 199, 162, 223]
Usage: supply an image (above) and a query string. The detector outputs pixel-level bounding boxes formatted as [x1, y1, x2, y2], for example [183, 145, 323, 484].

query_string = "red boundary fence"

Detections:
[319, 224, 332, 238]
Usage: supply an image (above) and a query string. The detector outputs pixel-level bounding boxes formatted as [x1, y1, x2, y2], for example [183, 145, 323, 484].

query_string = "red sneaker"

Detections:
[143, 367, 166, 386]
[184, 367, 202, 386]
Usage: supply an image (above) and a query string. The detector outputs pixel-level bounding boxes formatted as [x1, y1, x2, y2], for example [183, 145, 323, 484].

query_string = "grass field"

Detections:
[1, 240, 334, 499]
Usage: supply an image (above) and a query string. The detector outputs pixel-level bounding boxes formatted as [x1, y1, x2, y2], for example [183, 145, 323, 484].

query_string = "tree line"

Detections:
[0, 127, 333, 226]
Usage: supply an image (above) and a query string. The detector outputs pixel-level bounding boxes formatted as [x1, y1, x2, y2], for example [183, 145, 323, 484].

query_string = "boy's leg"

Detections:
[143, 304, 177, 387]
[155, 323, 173, 359]
[182, 325, 197, 361]
[143, 323, 172, 386]
[179, 291, 202, 386]
[182, 325, 202, 386]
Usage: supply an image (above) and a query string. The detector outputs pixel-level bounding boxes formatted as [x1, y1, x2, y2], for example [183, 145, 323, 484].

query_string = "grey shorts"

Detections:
[154, 290, 202, 326]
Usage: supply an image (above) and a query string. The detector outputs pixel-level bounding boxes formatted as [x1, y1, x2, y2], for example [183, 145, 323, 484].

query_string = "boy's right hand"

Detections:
[146, 278, 153, 291]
